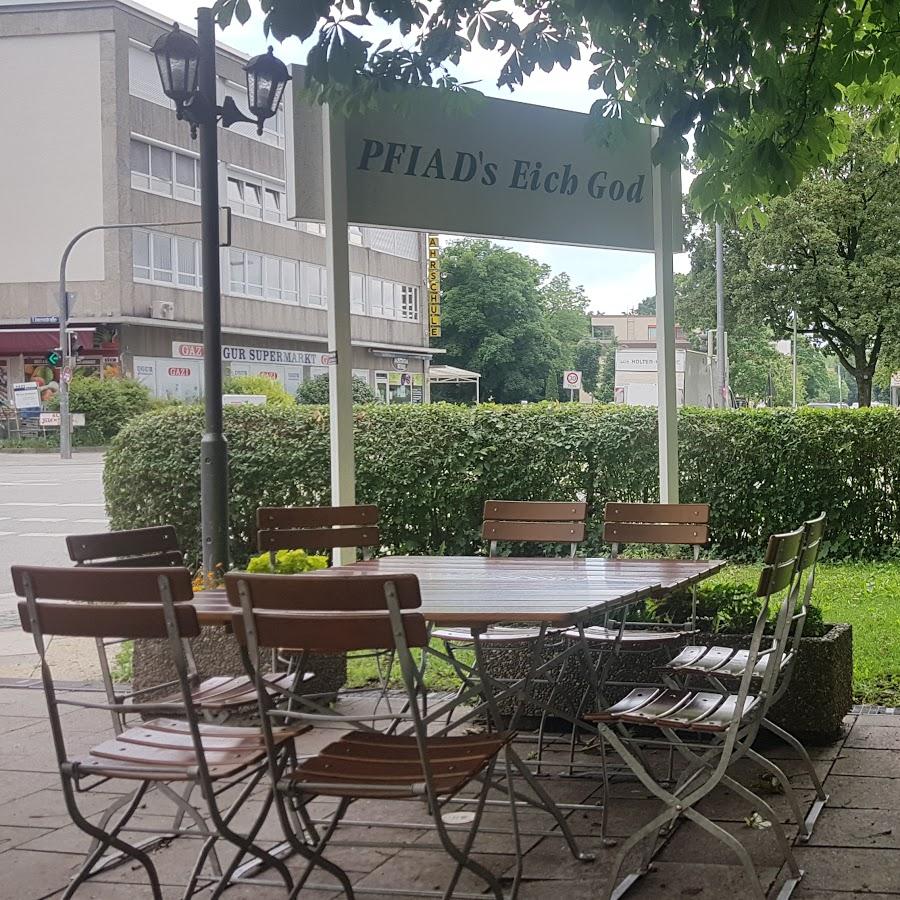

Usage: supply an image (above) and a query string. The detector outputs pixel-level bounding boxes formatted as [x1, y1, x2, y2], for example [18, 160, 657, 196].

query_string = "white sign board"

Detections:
[222, 394, 266, 406]
[173, 341, 335, 367]
[12, 382, 41, 410]
[289, 83, 681, 253]
[891, 372, 900, 388]
[616, 349, 687, 373]
[563, 370, 582, 390]
[39, 412, 85, 427]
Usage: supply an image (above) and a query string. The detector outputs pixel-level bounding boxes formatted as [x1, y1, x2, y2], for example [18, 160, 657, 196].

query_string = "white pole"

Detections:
[792, 311, 798, 408]
[715, 223, 726, 408]
[652, 133, 679, 503]
[322, 105, 356, 565]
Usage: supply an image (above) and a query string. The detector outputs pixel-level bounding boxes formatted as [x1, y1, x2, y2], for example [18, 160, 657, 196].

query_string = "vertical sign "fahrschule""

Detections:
[288, 84, 680, 253]
[427, 235, 441, 338]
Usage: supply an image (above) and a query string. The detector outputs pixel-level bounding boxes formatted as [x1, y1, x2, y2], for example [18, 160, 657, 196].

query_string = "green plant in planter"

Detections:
[644, 578, 829, 637]
[246, 549, 328, 574]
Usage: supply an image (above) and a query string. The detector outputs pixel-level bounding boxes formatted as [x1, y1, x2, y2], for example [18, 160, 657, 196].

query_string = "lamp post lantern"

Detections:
[154, 8, 289, 574]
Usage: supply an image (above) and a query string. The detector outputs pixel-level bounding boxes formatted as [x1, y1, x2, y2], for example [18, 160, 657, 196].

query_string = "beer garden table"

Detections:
[191, 555, 725, 863]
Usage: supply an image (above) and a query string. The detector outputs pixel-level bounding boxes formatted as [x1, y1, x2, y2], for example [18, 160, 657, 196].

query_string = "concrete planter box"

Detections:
[482, 622, 852, 745]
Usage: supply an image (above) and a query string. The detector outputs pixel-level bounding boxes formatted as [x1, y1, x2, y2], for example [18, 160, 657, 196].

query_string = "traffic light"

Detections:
[46, 348, 62, 367]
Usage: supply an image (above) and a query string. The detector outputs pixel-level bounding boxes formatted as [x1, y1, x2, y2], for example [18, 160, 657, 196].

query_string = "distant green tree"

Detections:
[434, 240, 588, 403]
[632, 296, 657, 316]
[594, 339, 617, 403]
[296, 374, 380, 404]
[574, 339, 601, 396]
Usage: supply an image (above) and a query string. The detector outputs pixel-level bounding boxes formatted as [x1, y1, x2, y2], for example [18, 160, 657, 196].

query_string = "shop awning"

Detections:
[0, 329, 95, 355]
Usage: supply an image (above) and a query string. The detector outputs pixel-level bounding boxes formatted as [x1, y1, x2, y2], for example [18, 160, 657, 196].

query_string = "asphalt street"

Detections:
[0, 452, 107, 629]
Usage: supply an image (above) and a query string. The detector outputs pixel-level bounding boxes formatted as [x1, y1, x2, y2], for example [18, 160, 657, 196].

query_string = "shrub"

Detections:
[296, 373, 380, 404]
[246, 549, 328, 574]
[104, 403, 900, 567]
[222, 374, 294, 406]
[48, 376, 151, 444]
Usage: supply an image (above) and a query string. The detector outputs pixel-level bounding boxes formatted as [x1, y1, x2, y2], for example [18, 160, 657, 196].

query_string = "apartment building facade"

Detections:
[0, 0, 433, 407]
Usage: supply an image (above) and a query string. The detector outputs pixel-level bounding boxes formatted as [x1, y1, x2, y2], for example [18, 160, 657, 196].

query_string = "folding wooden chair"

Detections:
[13, 564, 303, 900]
[67, 526, 303, 728]
[543, 503, 710, 772]
[665, 512, 828, 840]
[587, 527, 807, 900]
[227, 570, 522, 899]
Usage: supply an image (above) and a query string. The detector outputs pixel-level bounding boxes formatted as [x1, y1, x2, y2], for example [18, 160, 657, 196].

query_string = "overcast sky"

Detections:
[140, 0, 691, 313]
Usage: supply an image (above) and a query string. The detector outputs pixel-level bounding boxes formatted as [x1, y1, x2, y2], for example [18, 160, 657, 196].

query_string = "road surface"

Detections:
[0, 452, 107, 629]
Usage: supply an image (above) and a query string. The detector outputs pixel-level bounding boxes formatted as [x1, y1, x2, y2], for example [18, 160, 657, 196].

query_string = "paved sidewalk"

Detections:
[0, 683, 897, 899]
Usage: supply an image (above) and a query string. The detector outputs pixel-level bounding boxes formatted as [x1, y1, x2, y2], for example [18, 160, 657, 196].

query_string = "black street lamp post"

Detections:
[152, 9, 289, 574]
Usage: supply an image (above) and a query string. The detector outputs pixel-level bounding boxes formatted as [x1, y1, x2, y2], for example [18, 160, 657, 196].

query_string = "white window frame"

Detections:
[130, 136, 201, 204]
[227, 248, 300, 305]
[133, 229, 203, 291]
[303, 263, 327, 308]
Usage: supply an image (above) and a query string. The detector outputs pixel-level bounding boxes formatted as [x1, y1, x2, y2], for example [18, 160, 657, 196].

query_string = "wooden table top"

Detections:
[190, 556, 725, 628]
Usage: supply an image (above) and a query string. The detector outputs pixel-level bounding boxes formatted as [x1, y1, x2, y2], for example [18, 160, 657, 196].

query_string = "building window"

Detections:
[228, 248, 299, 304]
[227, 173, 288, 224]
[130, 138, 200, 203]
[350, 273, 365, 313]
[303, 263, 327, 308]
[399, 285, 420, 322]
[648, 326, 657, 340]
[133, 230, 202, 289]
[592, 324, 616, 340]
[129, 45, 174, 109]
[303, 222, 326, 236]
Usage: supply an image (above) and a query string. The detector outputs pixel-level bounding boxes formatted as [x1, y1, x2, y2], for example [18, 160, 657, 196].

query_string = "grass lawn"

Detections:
[715, 562, 900, 706]
[344, 561, 900, 706]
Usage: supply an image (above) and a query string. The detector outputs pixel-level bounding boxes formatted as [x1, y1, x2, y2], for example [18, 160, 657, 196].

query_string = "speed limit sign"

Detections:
[563, 370, 582, 390]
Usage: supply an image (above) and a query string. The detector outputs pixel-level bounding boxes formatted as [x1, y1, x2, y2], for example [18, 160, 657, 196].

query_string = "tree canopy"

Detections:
[432, 239, 590, 402]
[216, 0, 900, 219]
[676, 122, 900, 405]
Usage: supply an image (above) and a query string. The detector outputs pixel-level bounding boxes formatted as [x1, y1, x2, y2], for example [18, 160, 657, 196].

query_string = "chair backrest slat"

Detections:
[603, 522, 709, 546]
[257, 525, 379, 552]
[12, 565, 194, 604]
[257, 505, 378, 528]
[231, 610, 428, 652]
[605, 503, 709, 525]
[482, 520, 586, 544]
[66, 526, 182, 566]
[224, 571, 422, 611]
[602, 502, 710, 549]
[798, 512, 826, 570]
[18, 599, 200, 639]
[483, 501, 588, 523]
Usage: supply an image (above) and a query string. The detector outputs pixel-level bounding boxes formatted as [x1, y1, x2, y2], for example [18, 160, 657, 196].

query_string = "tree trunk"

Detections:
[857, 374, 872, 407]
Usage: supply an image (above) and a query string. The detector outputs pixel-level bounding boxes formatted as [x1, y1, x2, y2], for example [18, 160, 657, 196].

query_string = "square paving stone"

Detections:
[822, 774, 900, 810]
[844, 724, 900, 751]
[853, 714, 900, 729]
[0, 771, 57, 807]
[806, 807, 900, 849]
[791, 846, 900, 893]
[630, 862, 780, 898]
[0, 848, 84, 899]
[831, 748, 900, 778]
[0, 824, 52, 854]
[658, 818, 799, 869]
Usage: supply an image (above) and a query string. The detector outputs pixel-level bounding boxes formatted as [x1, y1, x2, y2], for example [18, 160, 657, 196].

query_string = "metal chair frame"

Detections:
[67, 526, 304, 730]
[664, 513, 829, 840]
[229, 570, 525, 899]
[590, 527, 807, 900]
[14, 564, 297, 900]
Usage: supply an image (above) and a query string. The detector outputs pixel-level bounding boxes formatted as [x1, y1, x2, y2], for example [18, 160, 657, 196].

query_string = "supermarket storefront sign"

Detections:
[172, 341, 335, 367]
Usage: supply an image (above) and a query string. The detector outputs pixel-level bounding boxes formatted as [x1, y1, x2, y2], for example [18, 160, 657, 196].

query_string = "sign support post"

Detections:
[652, 133, 679, 504]
[323, 106, 357, 564]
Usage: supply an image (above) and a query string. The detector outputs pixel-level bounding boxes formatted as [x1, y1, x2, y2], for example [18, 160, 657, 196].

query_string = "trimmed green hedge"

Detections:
[104, 403, 900, 566]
